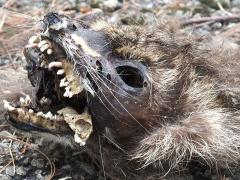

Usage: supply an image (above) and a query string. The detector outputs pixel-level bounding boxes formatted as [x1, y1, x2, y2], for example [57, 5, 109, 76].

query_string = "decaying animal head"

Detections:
[4, 12, 240, 178]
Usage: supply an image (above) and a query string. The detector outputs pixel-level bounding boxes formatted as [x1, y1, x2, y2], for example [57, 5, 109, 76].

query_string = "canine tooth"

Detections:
[3, 100, 15, 111]
[47, 49, 53, 55]
[48, 61, 63, 69]
[38, 40, 47, 48]
[29, 109, 34, 114]
[40, 44, 49, 52]
[57, 69, 65, 75]
[28, 35, 39, 44]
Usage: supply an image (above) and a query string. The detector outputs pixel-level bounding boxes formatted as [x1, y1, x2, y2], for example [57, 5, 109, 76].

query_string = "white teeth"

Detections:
[28, 35, 40, 44]
[57, 69, 65, 75]
[37, 112, 45, 117]
[40, 44, 49, 52]
[20, 95, 31, 106]
[38, 40, 47, 48]
[48, 61, 63, 69]
[20, 97, 25, 104]
[47, 49, 53, 55]
[26, 43, 38, 48]
[3, 100, 16, 111]
[45, 111, 53, 119]
[63, 86, 73, 98]
[60, 78, 69, 87]
[29, 109, 34, 114]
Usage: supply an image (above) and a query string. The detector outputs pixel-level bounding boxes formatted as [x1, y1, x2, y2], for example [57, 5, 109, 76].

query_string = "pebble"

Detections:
[31, 159, 45, 168]
[5, 166, 15, 177]
[16, 166, 27, 176]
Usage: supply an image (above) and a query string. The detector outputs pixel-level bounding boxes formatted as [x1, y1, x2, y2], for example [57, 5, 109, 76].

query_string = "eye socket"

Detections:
[116, 66, 144, 88]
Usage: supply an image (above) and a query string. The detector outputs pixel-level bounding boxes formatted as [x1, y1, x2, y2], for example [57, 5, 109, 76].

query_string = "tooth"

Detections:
[45, 111, 53, 119]
[38, 40, 47, 48]
[37, 112, 45, 117]
[28, 35, 39, 44]
[48, 61, 63, 69]
[57, 69, 65, 75]
[40, 44, 49, 52]
[60, 78, 69, 87]
[3, 100, 15, 111]
[26, 43, 38, 48]
[68, 91, 73, 98]
[25, 95, 31, 102]
[47, 49, 53, 55]
[20, 97, 25, 104]
[29, 109, 34, 114]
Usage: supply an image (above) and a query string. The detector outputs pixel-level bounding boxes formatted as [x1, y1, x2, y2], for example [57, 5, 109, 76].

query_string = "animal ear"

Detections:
[131, 110, 240, 172]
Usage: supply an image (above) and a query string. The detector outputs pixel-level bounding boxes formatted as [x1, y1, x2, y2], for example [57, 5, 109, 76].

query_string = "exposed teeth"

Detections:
[20, 95, 31, 106]
[45, 111, 53, 119]
[37, 112, 45, 117]
[57, 69, 65, 75]
[47, 49, 53, 55]
[28, 35, 40, 44]
[48, 61, 63, 69]
[38, 40, 47, 48]
[40, 44, 49, 52]
[60, 78, 69, 87]
[3, 100, 16, 111]
[29, 109, 34, 114]
[63, 86, 73, 98]
[26, 43, 38, 48]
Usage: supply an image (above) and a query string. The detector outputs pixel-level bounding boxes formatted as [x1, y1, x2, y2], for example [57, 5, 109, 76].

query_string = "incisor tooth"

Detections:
[29, 109, 34, 114]
[28, 35, 40, 44]
[47, 49, 53, 55]
[48, 61, 63, 69]
[38, 40, 47, 48]
[40, 44, 49, 52]
[57, 69, 65, 75]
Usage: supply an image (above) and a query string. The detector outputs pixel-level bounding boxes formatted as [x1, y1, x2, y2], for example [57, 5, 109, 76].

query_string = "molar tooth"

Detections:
[47, 49, 53, 55]
[45, 111, 53, 119]
[48, 61, 63, 69]
[57, 69, 65, 75]
[40, 44, 49, 52]
[38, 40, 47, 48]
[3, 100, 15, 111]
[60, 78, 69, 87]
[28, 35, 40, 44]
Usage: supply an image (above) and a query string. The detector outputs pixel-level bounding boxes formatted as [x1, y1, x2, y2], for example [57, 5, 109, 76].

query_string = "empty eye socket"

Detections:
[116, 66, 144, 88]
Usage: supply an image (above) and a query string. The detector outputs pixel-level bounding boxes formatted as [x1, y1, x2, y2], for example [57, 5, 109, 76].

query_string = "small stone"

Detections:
[16, 166, 27, 176]
[31, 159, 45, 168]
[0, 175, 13, 180]
[102, 0, 120, 12]
[5, 166, 15, 177]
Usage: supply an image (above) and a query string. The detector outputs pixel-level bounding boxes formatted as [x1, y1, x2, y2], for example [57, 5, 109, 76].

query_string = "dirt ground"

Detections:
[1, 0, 240, 179]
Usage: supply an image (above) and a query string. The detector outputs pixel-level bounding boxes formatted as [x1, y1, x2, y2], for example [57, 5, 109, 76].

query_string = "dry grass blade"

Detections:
[0, 135, 56, 180]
